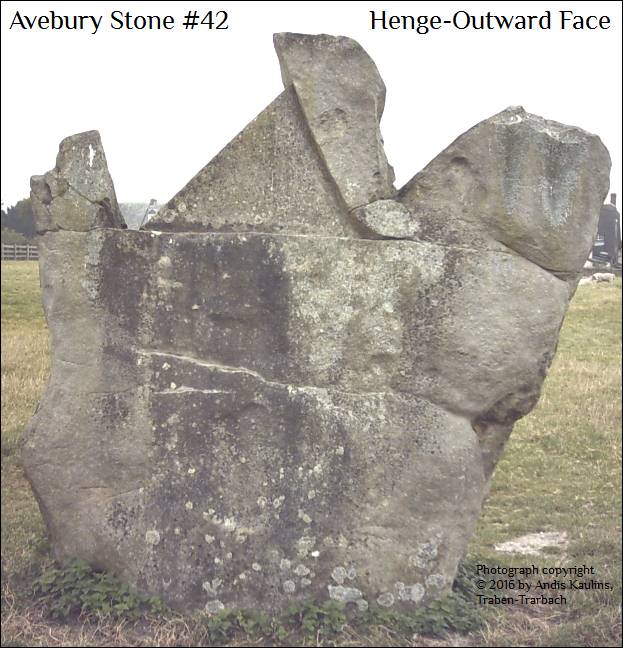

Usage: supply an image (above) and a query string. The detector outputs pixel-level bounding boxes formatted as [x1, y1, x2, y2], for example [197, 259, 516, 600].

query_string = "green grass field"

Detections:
[1, 260, 621, 646]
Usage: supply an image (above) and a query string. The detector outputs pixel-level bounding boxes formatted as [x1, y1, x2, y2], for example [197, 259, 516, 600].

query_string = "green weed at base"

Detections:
[32, 560, 170, 621]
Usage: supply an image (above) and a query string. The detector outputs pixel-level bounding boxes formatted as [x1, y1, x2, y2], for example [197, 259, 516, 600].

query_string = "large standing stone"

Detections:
[22, 33, 610, 614]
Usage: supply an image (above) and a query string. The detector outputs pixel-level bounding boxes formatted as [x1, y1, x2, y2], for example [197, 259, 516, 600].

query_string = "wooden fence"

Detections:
[1, 244, 39, 260]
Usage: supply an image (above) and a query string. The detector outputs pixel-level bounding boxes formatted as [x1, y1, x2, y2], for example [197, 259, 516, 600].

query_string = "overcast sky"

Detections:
[1, 0, 621, 209]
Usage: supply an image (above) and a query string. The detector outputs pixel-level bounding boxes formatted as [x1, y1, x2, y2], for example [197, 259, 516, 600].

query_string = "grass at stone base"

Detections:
[1, 260, 621, 646]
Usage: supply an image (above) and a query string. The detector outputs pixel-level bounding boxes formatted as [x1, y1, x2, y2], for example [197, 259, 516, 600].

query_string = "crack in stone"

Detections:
[141, 349, 398, 400]
[139, 349, 480, 422]
[154, 387, 233, 395]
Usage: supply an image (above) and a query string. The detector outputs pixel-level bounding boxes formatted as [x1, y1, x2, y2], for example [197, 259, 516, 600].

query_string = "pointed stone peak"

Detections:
[30, 130, 125, 233]
[274, 32, 396, 210]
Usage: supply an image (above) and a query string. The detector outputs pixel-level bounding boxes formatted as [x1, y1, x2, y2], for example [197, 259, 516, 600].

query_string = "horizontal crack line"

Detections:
[140, 349, 396, 400]
[54, 227, 527, 258]
[139, 349, 478, 421]
[154, 387, 233, 395]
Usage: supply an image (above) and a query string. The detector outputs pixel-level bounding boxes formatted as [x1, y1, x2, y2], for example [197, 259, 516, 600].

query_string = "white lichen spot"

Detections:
[313, 464, 323, 475]
[205, 600, 224, 614]
[294, 564, 310, 577]
[409, 541, 438, 569]
[395, 582, 425, 603]
[252, 562, 262, 572]
[331, 566, 347, 585]
[346, 566, 357, 580]
[191, 304, 200, 310]
[170, 382, 177, 390]
[357, 599, 369, 612]
[328, 585, 363, 603]
[202, 578, 222, 596]
[310, 550, 320, 558]
[222, 517, 236, 532]
[279, 467, 285, 480]
[425, 574, 447, 589]
[145, 530, 160, 545]
[240, 456, 247, 464]
[162, 362, 170, 370]
[283, 580, 296, 594]
[188, 467, 196, 475]
[280, 558, 291, 571]
[178, 202, 187, 213]
[204, 534, 215, 544]
[377, 592, 394, 607]
[307, 489, 316, 500]
[185, 501, 194, 511]
[214, 557, 222, 565]
[225, 552, 232, 560]
[298, 509, 312, 524]
[238, 572, 247, 581]
[296, 536, 316, 558]
[174, 528, 181, 535]
[300, 578, 312, 588]
[87, 143, 95, 167]
[335, 446, 345, 456]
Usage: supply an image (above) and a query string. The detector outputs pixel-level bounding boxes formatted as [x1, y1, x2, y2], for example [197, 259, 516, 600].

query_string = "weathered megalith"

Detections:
[22, 33, 610, 614]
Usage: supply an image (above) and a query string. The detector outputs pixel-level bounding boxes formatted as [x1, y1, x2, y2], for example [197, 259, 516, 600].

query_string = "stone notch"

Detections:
[30, 131, 125, 233]
[398, 106, 611, 273]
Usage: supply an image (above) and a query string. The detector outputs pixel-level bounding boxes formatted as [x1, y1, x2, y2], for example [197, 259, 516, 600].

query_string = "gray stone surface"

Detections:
[274, 32, 396, 211]
[148, 87, 356, 236]
[22, 33, 610, 614]
[30, 130, 125, 233]
[399, 106, 610, 273]
[352, 199, 418, 238]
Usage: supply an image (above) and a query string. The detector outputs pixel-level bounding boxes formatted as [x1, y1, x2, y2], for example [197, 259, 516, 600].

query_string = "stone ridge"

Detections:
[146, 87, 359, 236]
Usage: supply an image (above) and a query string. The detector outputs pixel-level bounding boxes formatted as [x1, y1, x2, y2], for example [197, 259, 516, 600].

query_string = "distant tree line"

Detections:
[1, 197, 36, 245]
